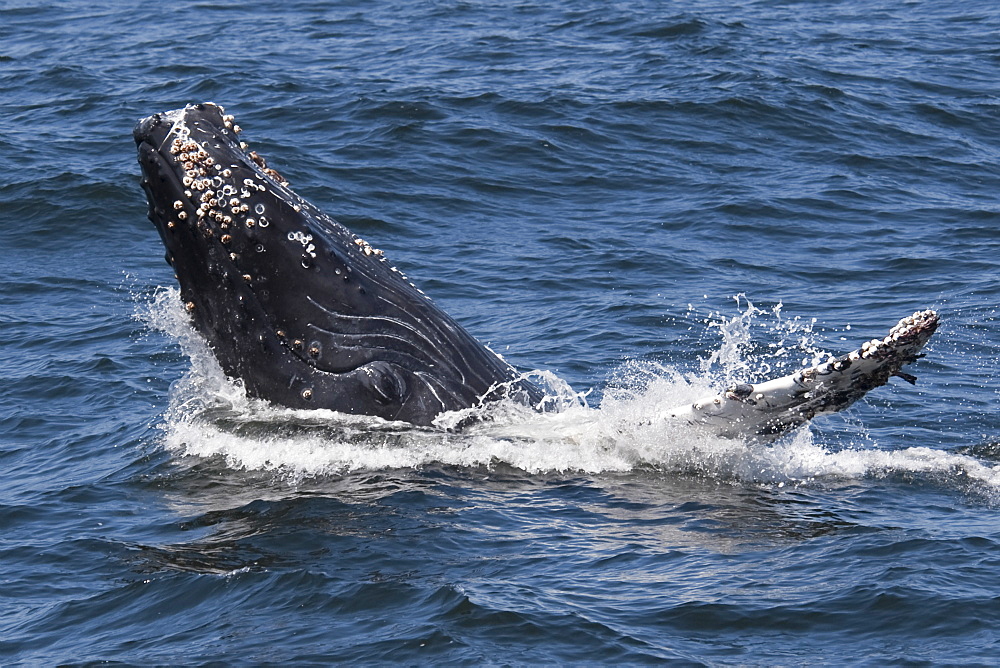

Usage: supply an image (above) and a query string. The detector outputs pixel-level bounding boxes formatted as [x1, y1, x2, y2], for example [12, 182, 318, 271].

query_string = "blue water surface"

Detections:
[2, 1, 1000, 664]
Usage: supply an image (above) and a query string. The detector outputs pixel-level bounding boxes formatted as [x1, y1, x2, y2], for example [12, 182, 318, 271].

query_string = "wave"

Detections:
[138, 288, 999, 491]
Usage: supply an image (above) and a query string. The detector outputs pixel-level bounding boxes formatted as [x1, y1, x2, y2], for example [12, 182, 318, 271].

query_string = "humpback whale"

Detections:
[135, 103, 938, 440]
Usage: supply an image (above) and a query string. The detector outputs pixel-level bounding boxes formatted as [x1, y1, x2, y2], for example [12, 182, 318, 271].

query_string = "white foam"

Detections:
[138, 288, 1000, 491]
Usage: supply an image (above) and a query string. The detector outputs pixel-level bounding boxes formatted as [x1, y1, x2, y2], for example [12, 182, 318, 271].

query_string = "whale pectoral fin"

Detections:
[358, 361, 408, 407]
[662, 309, 939, 442]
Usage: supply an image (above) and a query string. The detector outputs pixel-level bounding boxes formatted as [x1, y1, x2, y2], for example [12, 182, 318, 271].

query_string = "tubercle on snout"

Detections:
[144, 103, 437, 307]
[155, 107, 302, 241]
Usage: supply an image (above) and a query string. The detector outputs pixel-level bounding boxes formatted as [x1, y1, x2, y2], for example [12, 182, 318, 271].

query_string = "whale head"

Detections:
[135, 103, 539, 424]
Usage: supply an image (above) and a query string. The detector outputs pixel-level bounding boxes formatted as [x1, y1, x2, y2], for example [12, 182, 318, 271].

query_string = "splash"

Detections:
[696, 294, 832, 386]
[138, 288, 999, 490]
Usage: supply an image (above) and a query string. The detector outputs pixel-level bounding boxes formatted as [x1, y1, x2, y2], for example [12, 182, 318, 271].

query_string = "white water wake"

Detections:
[139, 288, 1000, 489]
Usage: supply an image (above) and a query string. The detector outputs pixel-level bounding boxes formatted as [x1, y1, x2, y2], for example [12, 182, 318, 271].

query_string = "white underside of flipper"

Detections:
[662, 310, 939, 442]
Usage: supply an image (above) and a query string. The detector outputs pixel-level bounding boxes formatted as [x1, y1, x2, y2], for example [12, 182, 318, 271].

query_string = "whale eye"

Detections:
[360, 362, 406, 406]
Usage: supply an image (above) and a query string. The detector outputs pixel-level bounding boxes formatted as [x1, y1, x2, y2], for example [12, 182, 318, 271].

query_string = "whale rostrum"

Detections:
[135, 102, 544, 425]
[135, 103, 938, 440]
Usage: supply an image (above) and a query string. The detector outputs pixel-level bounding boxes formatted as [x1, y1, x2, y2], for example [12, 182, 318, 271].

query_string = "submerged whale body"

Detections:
[135, 103, 938, 439]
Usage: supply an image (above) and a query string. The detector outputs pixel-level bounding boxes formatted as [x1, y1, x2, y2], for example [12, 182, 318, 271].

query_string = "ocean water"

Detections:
[2, 0, 1000, 664]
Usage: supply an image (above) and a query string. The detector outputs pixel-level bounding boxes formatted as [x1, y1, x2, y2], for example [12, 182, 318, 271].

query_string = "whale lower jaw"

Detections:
[663, 310, 939, 442]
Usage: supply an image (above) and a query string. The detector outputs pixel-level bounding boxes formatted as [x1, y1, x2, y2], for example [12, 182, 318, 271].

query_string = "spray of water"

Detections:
[138, 288, 1000, 490]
